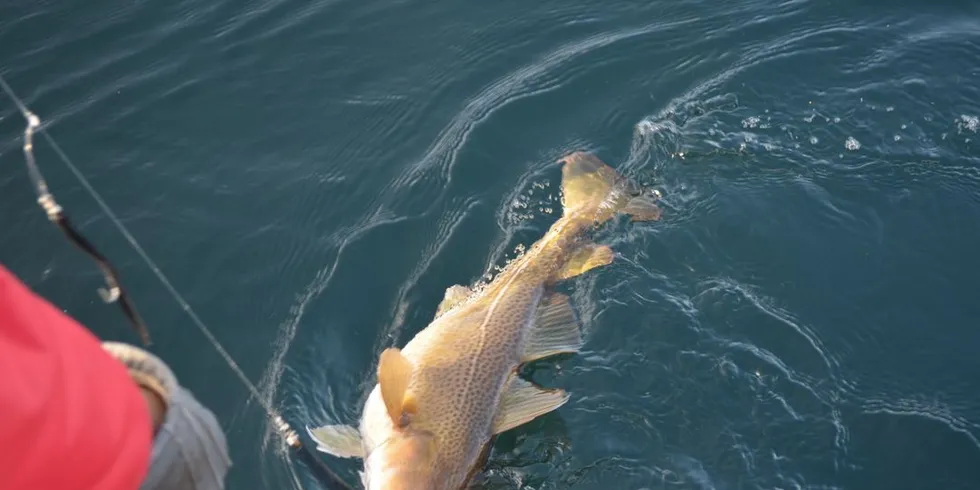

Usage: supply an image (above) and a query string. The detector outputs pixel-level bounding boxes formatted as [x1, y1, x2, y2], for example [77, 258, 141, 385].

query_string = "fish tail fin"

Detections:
[557, 151, 661, 223]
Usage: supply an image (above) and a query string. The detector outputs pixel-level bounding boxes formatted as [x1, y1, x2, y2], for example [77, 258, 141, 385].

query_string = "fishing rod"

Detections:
[0, 83, 152, 345]
[0, 73, 354, 490]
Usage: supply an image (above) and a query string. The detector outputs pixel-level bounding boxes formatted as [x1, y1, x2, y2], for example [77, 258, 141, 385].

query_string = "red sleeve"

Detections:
[0, 265, 151, 490]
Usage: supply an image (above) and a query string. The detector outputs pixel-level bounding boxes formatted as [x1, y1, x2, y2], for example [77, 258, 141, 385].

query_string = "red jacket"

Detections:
[0, 265, 151, 490]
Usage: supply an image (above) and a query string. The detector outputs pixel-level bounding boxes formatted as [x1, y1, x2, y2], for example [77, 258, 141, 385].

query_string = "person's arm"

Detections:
[101, 341, 232, 490]
[0, 264, 233, 490]
[0, 265, 152, 490]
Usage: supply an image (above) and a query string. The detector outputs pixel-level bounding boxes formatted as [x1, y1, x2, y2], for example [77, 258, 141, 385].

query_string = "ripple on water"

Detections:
[21, 0, 967, 487]
[395, 25, 666, 196]
[606, 5, 980, 487]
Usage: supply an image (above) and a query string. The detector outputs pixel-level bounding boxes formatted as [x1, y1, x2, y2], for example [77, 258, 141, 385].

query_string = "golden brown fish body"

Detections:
[308, 151, 662, 489]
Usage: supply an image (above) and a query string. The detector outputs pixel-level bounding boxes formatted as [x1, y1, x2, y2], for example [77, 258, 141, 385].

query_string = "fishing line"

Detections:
[0, 72, 354, 489]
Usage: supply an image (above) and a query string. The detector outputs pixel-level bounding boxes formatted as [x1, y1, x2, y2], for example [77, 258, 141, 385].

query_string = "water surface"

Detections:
[2, 0, 979, 489]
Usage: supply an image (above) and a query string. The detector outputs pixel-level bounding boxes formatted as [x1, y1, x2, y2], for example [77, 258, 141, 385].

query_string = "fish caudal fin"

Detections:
[523, 292, 583, 363]
[557, 151, 662, 222]
[492, 376, 570, 435]
[378, 347, 416, 427]
[306, 424, 365, 458]
[558, 151, 621, 219]
[622, 193, 662, 221]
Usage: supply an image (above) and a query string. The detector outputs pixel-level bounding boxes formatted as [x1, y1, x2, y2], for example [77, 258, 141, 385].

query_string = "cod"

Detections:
[308, 151, 662, 489]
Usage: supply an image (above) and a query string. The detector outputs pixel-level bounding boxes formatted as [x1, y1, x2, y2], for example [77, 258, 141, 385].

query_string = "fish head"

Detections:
[362, 427, 439, 490]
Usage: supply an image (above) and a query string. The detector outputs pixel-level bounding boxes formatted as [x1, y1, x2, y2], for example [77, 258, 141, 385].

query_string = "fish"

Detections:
[307, 151, 662, 490]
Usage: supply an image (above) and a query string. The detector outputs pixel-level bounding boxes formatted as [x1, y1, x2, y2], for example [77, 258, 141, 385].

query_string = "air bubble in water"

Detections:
[958, 115, 979, 133]
[845, 137, 861, 150]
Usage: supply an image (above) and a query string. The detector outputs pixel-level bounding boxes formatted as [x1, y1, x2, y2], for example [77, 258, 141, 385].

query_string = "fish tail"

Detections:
[544, 151, 662, 283]
[557, 151, 661, 223]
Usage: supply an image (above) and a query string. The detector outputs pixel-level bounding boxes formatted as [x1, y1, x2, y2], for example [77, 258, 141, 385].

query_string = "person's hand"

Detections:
[101, 342, 176, 436]
[139, 385, 167, 433]
[100, 341, 232, 490]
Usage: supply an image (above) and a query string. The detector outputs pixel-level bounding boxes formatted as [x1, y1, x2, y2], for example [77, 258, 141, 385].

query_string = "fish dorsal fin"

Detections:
[306, 424, 365, 459]
[493, 376, 570, 434]
[435, 284, 472, 318]
[558, 151, 621, 216]
[553, 243, 614, 282]
[378, 347, 415, 426]
[523, 292, 582, 363]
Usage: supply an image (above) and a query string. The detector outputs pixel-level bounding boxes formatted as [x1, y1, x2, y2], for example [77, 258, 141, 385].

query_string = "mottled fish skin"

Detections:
[313, 151, 661, 490]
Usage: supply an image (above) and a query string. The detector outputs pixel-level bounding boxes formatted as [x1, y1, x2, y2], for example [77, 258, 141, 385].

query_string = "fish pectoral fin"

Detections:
[492, 377, 570, 435]
[553, 244, 615, 282]
[306, 424, 365, 459]
[435, 284, 472, 318]
[378, 347, 415, 426]
[621, 194, 662, 222]
[523, 292, 582, 363]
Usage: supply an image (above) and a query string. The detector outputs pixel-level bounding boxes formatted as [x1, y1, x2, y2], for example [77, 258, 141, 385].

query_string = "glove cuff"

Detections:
[101, 341, 178, 410]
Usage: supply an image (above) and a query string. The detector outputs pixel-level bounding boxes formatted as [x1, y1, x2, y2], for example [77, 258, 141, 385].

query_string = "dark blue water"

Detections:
[3, 1, 980, 489]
